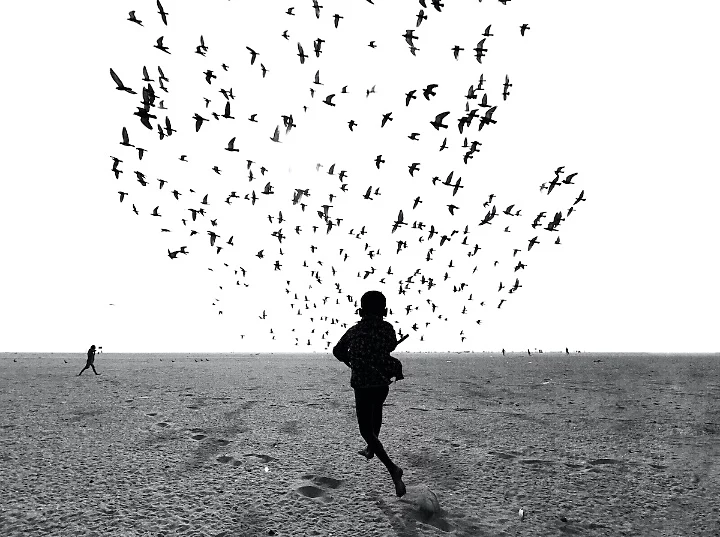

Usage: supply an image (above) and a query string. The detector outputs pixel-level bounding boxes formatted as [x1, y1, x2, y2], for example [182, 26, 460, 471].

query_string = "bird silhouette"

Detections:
[430, 111, 450, 130]
[110, 69, 136, 94]
[157, 0, 168, 25]
[154, 36, 170, 54]
[270, 126, 281, 142]
[128, 11, 143, 26]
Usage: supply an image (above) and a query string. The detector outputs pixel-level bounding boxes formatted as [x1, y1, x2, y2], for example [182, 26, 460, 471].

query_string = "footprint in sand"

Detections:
[488, 451, 517, 460]
[156, 422, 170, 428]
[245, 453, 275, 463]
[187, 405, 200, 410]
[295, 474, 343, 502]
[188, 428, 206, 440]
[216, 455, 235, 464]
[146, 412, 158, 417]
[587, 458, 623, 465]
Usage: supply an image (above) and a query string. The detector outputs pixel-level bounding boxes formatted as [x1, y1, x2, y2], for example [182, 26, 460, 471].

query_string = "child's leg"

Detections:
[90, 364, 99, 375]
[354, 387, 405, 496]
[355, 389, 392, 467]
[78, 364, 88, 376]
[373, 385, 389, 438]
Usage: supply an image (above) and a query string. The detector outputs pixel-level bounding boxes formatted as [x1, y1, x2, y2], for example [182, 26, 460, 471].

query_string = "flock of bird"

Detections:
[108, 0, 587, 349]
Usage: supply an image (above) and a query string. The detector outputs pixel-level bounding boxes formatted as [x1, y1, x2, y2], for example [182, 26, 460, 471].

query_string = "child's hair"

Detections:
[360, 290, 386, 318]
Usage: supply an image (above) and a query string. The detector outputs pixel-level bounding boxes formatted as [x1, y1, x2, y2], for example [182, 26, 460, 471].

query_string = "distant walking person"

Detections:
[333, 290, 407, 497]
[78, 345, 100, 376]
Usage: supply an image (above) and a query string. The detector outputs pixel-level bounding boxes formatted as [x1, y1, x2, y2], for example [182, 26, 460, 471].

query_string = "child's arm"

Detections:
[391, 333, 409, 351]
[332, 331, 351, 366]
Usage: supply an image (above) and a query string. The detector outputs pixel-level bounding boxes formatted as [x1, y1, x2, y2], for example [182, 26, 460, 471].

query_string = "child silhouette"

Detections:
[333, 290, 406, 497]
[78, 345, 100, 376]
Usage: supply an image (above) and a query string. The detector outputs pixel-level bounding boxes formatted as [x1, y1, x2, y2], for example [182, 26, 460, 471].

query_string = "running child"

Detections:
[333, 290, 407, 497]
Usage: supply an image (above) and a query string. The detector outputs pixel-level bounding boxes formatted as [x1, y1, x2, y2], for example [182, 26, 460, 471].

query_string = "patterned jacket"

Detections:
[333, 317, 404, 388]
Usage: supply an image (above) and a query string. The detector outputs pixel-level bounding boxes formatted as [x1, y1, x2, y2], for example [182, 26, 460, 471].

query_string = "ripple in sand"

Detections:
[146, 412, 158, 417]
[187, 405, 200, 410]
[519, 459, 555, 465]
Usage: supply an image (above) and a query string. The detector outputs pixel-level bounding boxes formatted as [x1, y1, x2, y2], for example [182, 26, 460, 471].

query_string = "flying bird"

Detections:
[392, 210, 407, 233]
[225, 137, 239, 152]
[423, 84, 438, 100]
[430, 111, 450, 130]
[192, 113, 208, 132]
[110, 69, 136, 94]
[128, 11, 143, 26]
[154, 37, 170, 54]
[270, 125, 281, 142]
[157, 0, 168, 25]
[297, 43, 307, 64]
[120, 127, 133, 147]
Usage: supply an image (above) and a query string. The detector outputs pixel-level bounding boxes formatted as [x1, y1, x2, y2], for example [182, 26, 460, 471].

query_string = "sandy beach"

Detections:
[1, 352, 718, 536]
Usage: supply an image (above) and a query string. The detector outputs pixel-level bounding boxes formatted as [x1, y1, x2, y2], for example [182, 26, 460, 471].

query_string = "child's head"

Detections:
[359, 290, 387, 318]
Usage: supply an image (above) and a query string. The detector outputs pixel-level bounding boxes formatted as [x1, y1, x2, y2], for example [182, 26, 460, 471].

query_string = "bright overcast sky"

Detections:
[1, 1, 718, 353]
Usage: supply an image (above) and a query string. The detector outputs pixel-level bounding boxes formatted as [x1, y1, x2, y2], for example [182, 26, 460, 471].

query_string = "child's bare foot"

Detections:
[358, 446, 374, 460]
[391, 466, 406, 497]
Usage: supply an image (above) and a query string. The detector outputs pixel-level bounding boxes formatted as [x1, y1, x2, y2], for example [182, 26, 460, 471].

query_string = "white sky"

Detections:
[1, 1, 718, 353]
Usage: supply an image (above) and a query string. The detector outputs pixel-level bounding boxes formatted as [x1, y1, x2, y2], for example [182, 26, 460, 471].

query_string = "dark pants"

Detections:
[354, 385, 395, 473]
[79, 362, 98, 375]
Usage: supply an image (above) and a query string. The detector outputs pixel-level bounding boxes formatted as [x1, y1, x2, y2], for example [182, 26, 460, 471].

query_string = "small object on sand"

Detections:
[402, 484, 438, 515]
[519, 508, 525, 520]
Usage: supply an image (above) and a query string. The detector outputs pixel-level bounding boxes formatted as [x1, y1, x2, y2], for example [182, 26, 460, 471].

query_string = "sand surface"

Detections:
[1, 352, 719, 536]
